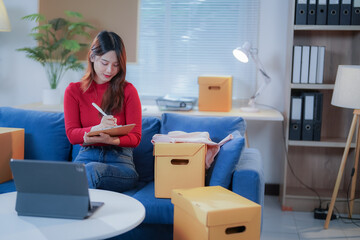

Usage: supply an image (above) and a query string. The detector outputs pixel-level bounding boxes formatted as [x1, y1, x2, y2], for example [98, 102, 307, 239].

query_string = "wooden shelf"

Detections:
[281, 1, 360, 213]
[288, 138, 356, 148]
[290, 83, 334, 90]
[294, 25, 360, 31]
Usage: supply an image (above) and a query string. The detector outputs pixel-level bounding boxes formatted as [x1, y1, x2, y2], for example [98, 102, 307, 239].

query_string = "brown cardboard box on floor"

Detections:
[154, 143, 206, 198]
[0, 128, 24, 183]
[198, 76, 232, 112]
[172, 186, 261, 240]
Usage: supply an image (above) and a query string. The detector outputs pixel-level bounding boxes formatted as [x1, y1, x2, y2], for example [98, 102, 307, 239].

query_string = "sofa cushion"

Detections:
[0, 180, 15, 194]
[131, 181, 174, 225]
[160, 113, 246, 142]
[232, 148, 264, 205]
[71, 144, 81, 161]
[207, 130, 245, 189]
[0, 107, 71, 161]
[133, 117, 161, 182]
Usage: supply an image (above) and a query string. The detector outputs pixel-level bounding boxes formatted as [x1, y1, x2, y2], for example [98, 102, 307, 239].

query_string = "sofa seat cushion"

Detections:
[0, 180, 15, 194]
[131, 181, 173, 225]
[160, 113, 246, 143]
[0, 107, 71, 161]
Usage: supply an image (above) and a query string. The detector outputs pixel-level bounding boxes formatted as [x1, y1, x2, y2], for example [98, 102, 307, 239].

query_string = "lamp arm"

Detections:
[248, 51, 271, 106]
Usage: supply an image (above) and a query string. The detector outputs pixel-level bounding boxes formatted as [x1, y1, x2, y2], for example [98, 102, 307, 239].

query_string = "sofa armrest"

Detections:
[232, 148, 264, 207]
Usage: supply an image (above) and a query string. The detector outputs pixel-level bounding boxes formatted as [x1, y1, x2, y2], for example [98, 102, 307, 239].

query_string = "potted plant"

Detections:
[17, 11, 95, 104]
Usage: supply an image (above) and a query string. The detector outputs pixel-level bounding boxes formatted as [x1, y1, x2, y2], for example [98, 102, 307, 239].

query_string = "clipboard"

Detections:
[87, 124, 136, 137]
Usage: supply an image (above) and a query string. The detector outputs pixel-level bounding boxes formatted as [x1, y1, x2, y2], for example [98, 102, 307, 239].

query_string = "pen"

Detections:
[92, 103, 107, 116]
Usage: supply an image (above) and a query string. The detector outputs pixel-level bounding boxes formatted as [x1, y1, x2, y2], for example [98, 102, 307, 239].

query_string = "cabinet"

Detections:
[281, 2, 360, 212]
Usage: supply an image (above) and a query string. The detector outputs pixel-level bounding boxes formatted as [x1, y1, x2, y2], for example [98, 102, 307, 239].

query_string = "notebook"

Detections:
[87, 123, 136, 137]
[10, 159, 104, 219]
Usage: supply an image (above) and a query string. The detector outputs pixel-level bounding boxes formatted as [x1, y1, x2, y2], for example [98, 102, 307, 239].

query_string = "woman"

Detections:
[64, 31, 142, 193]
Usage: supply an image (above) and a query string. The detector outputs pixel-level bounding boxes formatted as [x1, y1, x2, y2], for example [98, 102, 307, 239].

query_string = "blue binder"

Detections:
[301, 92, 315, 141]
[352, 0, 360, 24]
[328, 0, 340, 25]
[295, 0, 308, 25]
[313, 92, 323, 141]
[289, 95, 303, 140]
[340, 0, 352, 25]
[308, 0, 317, 25]
[317, 0, 328, 24]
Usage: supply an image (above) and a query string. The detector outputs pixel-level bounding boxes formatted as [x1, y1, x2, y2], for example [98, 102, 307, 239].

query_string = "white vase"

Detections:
[42, 89, 61, 105]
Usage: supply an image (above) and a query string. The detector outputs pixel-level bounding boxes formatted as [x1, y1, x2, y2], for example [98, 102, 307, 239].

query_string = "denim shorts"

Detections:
[74, 145, 139, 193]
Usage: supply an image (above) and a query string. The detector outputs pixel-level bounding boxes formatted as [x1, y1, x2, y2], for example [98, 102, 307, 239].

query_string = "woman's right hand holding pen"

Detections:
[83, 115, 119, 145]
[90, 115, 117, 132]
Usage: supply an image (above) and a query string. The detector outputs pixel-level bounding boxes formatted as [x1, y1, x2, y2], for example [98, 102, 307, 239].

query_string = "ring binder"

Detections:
[352, 0, 360, 25]
[295, 0, 308, 25]
[301, 93, 315, 141]
[340, 0, 352, 25]
[308, 0, 317, 25]
[289, 95, 303, 140]
[328, 0, 340, 25]
[317, 0, 328, 25]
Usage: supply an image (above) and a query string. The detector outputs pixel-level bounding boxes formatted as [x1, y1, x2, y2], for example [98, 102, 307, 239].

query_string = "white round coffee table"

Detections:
[0, 189, 145, 240]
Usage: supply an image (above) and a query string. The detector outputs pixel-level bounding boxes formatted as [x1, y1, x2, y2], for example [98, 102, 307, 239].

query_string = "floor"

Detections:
[261, 196, 360, 240]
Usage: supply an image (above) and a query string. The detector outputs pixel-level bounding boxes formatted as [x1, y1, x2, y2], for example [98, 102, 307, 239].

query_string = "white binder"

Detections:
[308, 46, 318, 84]
[292, 46, 302, 83]
[316, 46, 325, 84]
[301, 46, 310, 84]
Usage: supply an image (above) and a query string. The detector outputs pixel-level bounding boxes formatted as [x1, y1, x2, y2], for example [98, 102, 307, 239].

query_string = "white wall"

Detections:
[253, 0, 289, 184]
[0, 0, 83, 106]
[0, 0, 290, 185]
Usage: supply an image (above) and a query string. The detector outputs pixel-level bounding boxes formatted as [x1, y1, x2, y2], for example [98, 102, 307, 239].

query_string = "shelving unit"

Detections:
[281, 2, 360, 213]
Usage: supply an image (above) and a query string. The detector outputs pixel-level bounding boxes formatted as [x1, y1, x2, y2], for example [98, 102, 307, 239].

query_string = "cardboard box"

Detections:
[171, 186, 261, 240]
[0, 128, 25, 183]
[198, 76, 232, 112]
[154, 143, 206, 198]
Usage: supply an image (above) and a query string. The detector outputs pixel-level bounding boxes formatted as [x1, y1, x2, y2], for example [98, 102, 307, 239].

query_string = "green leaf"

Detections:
[62, 40, 81, 52]
[22, 13, 45, 22]
[29, 32, 45, 39]
[68, 22, 95, 31]
[32, 24, 52, 32]
[49, 18, 68, 31]
[66, 62, 84, 72]
[65, 11, 83, 19]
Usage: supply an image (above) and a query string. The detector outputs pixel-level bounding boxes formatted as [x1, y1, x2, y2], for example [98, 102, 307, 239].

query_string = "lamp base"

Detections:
[240, 106, 259, 112]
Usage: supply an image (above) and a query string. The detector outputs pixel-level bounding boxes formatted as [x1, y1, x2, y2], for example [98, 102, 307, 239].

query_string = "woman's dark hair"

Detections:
[81, 30, 127, 114]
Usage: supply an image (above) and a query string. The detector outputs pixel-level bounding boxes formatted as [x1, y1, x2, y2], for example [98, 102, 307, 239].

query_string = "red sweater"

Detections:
[64, 81, 142, 147]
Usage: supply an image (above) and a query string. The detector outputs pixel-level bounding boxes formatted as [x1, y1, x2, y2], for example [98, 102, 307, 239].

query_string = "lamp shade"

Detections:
[232, 42, 251, 63]
[0, 0, 11, 32]
[331, 65, 360, 109]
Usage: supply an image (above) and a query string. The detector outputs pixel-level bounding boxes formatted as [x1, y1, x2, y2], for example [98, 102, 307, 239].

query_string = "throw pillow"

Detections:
[207, 130, 245, 189]
[160, 113, 246, 142]
[133, 117, 161, 182]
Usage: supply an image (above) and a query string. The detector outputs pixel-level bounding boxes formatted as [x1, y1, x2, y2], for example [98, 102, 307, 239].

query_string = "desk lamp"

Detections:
[324, 65, 360, 229]
[0, 0, 11, 32]
[233, 42, 271, 112]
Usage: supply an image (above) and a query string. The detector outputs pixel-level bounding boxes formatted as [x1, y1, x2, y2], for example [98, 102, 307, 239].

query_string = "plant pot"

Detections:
[42, 89, 61, 105]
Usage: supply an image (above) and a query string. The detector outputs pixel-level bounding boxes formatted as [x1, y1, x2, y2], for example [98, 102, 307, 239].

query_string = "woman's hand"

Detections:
[83, 132, 120, 145]
[91, 115, 117, 132]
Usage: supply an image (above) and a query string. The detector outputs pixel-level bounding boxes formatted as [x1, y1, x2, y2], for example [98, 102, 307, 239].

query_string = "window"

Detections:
[127, 0, 260, 99]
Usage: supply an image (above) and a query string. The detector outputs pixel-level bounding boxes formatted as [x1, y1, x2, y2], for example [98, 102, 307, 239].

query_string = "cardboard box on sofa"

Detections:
[0, 128, 24, 183]
[171, 186, 261, 240]
[198, 76, 232, 112]
[154, 143, 206, 198]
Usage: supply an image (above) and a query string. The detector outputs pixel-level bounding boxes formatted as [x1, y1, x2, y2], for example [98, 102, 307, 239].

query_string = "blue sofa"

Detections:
[0, 107, 264, 240]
